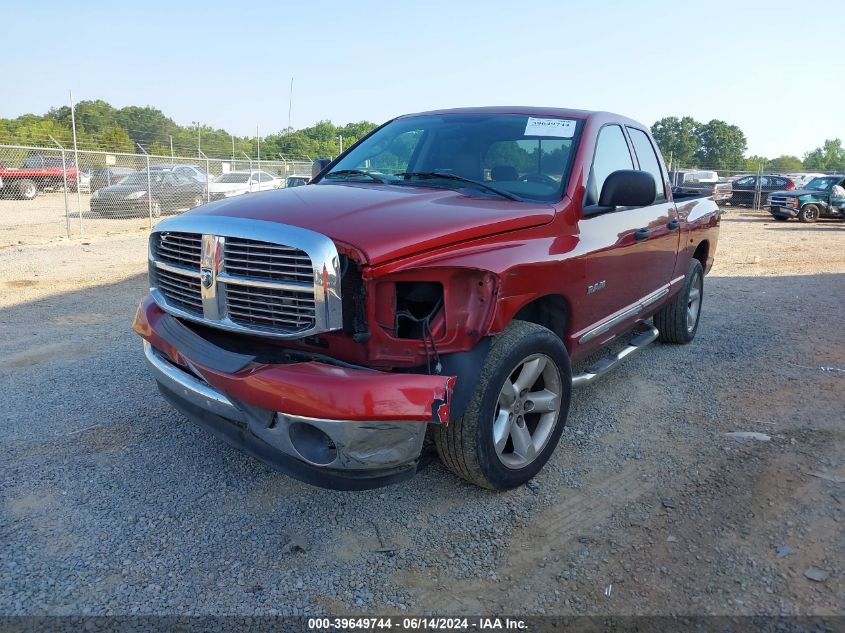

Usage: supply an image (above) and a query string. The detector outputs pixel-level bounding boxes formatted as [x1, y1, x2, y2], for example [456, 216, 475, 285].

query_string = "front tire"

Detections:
[797, 204, 819, 223]
[434, 320, 572, 490]
[654, 258, 704, 344]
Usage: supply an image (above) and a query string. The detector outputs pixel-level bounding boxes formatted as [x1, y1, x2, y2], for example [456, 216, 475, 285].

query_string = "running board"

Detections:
[571, 325, 659, 388]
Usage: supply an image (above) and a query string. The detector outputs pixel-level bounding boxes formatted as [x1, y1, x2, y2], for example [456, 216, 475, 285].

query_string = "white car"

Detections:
[208, 170, 282, 200]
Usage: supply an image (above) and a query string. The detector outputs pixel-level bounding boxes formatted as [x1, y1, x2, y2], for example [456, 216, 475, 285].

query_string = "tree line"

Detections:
[1, 101, 842, 173]
[651, 116, 844, 173]
[0, 100, 378, 161]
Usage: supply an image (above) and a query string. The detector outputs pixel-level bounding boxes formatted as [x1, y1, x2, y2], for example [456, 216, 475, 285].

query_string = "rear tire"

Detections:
[15, 179, 37, 200]
[434, 320, 572, 490]
[655, 258, 704, 344]
[797, 204, 819, 223]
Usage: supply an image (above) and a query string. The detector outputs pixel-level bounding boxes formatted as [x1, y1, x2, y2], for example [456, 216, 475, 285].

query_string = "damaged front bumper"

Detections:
[134, 297, 455, 490]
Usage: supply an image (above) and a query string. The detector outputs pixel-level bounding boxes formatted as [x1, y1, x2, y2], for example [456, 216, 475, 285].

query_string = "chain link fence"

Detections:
[0, 143, 313, 246]
[667, 163, 843, 212]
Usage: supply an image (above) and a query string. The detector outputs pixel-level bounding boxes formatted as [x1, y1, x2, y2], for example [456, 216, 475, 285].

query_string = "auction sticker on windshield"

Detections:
[524, 117, 577, 138]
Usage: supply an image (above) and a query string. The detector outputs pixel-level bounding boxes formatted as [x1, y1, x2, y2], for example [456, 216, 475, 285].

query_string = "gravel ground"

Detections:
[0, 208, 843, 616]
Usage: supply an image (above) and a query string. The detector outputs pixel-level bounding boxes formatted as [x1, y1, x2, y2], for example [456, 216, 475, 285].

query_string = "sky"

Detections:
[1, 0, 841, 158]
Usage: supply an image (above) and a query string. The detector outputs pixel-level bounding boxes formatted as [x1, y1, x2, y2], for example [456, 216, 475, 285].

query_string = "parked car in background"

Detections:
[149, 163, 213, 184]
[90, 167, 136, 193]
[208, 170, 282, 200]
[768, 175, 845, 222]
[667, 170, 719, 187]
[285, 175, 310, 188]
[729, 174, 795, 206]
[0, 154, 79, 199]
[673, 180, 732, 202]
[785, 172, 826, 188]
[90, 169, 206, 217]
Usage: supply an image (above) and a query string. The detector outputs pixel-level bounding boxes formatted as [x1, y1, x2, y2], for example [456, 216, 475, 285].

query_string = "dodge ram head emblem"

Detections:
[200, 268, 213, 289]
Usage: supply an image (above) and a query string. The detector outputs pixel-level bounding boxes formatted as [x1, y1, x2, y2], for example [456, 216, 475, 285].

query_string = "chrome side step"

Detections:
[572, 325, 659, 388]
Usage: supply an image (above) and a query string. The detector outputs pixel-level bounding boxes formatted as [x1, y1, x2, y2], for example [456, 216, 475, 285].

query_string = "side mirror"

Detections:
[598, 170, 656, 208]
[312, 158, 332, 180]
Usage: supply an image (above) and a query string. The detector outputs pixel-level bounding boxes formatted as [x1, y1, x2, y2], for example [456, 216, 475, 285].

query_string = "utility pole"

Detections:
[169, 135, 174, 160]
[192, 121, 201, 157]
[288, 77, 294, 132]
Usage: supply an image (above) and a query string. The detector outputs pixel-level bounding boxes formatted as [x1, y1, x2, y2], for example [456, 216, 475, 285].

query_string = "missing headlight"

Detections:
[395, 281, 443, 339]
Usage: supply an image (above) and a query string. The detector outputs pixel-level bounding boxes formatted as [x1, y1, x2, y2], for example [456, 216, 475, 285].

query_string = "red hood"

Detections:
[190, 183, 555, 265]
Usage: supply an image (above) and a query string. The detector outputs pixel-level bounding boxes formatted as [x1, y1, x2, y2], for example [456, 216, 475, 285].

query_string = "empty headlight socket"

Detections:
[394, 281, 444, 339]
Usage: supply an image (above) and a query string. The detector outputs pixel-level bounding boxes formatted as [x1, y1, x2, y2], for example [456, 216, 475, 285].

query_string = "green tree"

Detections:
[695, 120, 747, 170]
[767, 155, 804, 172]
[651, 116, 699, 166]
[803, 139, 845, 172]
[98, 125, 134, 153]
[744, 155, 769, 171]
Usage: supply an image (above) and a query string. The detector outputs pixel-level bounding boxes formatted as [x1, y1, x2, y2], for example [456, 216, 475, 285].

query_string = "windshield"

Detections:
[215, 173, 250, 183]
[319, 113, 582, 202]
[804, 177, 839, 191]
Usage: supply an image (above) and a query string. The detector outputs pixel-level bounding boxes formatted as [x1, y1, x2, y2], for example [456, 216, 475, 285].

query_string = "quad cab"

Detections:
[134, 107, 720, 490]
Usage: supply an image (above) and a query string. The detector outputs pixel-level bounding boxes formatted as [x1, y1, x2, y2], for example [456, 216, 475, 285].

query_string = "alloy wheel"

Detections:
[493, 353, 562, 469]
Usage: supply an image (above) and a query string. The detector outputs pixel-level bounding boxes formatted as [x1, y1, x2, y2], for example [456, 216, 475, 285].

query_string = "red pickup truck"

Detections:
[0, 154, 79, 200]
[133, 107, 720, 490]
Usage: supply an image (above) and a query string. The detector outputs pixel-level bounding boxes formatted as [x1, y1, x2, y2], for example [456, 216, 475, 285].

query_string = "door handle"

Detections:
[634, 228, 651, 241]
[667, 219, 679, 230]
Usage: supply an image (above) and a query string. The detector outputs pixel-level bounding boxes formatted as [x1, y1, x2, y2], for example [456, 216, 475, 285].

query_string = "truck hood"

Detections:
[770, 189, 818, 197]
[190, 183, 556, 264]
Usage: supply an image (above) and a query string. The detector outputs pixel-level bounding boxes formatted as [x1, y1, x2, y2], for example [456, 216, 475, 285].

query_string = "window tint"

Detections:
[259, 172, 275, 181]
[735, 176, 755, 186]
[627, 127, 665, 201]
[588, 125, 633, 203]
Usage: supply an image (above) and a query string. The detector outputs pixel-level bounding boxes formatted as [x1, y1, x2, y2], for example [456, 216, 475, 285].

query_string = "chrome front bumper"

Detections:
[144, 341, 428, 484]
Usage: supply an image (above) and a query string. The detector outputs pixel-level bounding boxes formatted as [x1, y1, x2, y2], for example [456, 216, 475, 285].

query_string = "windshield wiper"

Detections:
[397, 171, 520, 201]
[324, 169, 385, 183]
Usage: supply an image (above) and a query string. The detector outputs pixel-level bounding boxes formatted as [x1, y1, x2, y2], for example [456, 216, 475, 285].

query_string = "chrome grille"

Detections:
[146, 216, 342, 340]
[223, 237, 312, 283]
[154, 232, 202, 270]
[226, 285, 316, 330]
[153, 266, 203, 316]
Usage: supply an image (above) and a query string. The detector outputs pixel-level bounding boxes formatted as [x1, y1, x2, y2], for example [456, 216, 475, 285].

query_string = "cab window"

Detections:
[587, 124, 634, 204]
[627, 127, 666, 201]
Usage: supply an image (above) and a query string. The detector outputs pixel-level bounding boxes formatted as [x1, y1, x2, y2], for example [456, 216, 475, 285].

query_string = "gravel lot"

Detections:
[1, 208, 843, 616]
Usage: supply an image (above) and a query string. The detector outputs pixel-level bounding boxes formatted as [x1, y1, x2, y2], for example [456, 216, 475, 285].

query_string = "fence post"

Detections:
[49, 135, 71, 238]
[199, 149, 210, 203]
[137, 143, 152, 229]
[242, 152, 252, 173]
[69, 90, 84, 235]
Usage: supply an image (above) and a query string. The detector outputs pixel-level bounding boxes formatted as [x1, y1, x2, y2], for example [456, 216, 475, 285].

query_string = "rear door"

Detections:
[626, 126, 680, 288]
